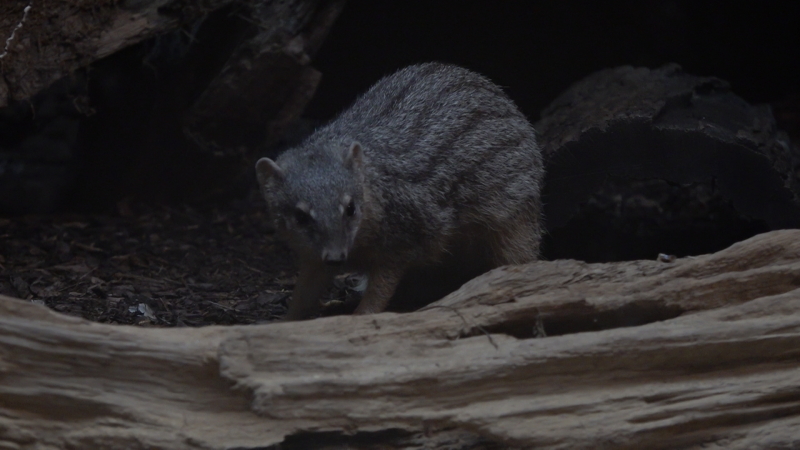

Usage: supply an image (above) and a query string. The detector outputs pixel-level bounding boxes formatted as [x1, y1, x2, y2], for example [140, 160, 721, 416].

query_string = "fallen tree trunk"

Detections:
[0, 0, 215, 107]
[0, 0, 345, 212]
[1, 230, 800, 449]
[537, 64, 800, 230]
[536, 64, 800, 262]
[0, 0, 343, 114]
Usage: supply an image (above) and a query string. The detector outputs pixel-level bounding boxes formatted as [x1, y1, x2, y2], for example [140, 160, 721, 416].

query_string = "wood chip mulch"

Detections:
[0, 195, 300, 327]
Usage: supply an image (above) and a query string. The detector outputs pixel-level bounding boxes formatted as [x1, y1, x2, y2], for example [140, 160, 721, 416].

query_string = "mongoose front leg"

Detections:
[284, 262, 337, 321]
[353, 267, 403, 315]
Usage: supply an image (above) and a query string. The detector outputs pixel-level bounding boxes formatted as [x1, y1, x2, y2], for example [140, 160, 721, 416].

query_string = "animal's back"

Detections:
[308, 62, 543, 264]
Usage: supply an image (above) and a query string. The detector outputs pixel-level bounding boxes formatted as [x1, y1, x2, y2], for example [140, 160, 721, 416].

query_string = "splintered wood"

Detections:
[2, 230, 800, 449]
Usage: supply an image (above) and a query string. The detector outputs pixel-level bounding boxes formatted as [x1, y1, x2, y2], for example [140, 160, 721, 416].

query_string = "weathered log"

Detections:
[0, 0, 344, 213]
[2, 230, 800, 449]
[0, 0, 341, 107]
[183, 0, 347, 149]
[537, 64, 800, 261]
[0, 0, 211, 107]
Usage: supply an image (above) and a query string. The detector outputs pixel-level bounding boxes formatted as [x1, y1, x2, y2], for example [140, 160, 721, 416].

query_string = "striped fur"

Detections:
[256, 63, 543, 320]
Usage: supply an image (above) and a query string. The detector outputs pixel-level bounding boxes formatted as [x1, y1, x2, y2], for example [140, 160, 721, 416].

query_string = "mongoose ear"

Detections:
[343, 142, 363, 170]
[255, 157, 284, 187]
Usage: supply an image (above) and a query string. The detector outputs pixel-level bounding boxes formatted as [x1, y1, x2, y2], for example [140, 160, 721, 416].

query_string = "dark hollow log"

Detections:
[537, 64, 800, 261]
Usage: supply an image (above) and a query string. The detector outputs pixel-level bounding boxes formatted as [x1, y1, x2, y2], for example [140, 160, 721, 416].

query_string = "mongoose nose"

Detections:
[322, 250, 347, 265]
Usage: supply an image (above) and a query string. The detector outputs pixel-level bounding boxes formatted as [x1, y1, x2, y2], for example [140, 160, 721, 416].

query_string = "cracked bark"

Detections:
[536, 65, 800, 262]
[0, 0, 344, 152]
[2, 230, 800, 449]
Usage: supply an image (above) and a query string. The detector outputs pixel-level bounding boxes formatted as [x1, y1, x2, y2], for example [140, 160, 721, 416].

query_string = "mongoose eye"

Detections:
[294, 208, 312, 226]
[345, 199, 356, 217]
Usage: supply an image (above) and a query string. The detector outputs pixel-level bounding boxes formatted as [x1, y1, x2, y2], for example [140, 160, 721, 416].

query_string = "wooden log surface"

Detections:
[0, 0, 344, 151]
[536, 64, 800, 231]
[0, 0, 204, 106]
[2, 230, 800, 449]
[1, 0, 345, 213]
[182, 0, 347, 149]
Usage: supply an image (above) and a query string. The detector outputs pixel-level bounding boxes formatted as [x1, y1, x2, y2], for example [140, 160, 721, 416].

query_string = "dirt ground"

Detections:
[0, 190, 355, 327]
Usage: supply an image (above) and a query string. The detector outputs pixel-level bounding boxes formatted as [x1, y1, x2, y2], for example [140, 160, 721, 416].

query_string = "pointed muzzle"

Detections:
[322, 248, 347, 265]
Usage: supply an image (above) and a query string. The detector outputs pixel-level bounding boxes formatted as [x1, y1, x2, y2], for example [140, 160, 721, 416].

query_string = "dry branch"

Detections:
[1, 230, 800, 449]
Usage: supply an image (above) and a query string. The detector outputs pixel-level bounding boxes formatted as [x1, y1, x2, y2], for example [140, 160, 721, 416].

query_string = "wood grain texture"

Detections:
[1, 230, 800, 449]
[1, 0, 183, 106]
[536, 65, 800, 231]
[0, 0, 343, 151]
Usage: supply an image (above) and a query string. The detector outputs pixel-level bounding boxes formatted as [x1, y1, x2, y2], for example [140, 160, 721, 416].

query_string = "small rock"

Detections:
[657, 253, 677, 263]
[137, 303, 157, 321]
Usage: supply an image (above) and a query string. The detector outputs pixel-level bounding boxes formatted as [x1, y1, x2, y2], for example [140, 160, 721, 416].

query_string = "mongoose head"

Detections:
[256, 142, 364, 265]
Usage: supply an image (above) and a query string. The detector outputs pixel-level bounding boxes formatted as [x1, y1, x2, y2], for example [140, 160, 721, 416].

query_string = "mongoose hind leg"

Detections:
[284, 262, 337, 321]
[353, 266, 404, 315]
[488, 218, 541, 266]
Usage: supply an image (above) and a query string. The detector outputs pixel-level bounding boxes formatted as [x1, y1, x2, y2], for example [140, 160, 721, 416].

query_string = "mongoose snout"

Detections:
[322, 249, 347, 265]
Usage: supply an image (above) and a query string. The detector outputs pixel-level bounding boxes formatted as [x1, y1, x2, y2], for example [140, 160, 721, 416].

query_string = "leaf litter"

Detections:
[0, 196, 306, 327]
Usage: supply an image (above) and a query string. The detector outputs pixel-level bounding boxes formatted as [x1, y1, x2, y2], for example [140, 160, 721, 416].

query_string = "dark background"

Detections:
[307, 0, 800, 126]
[1, 0, 799, 262]
[303, 0, 800, 261]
